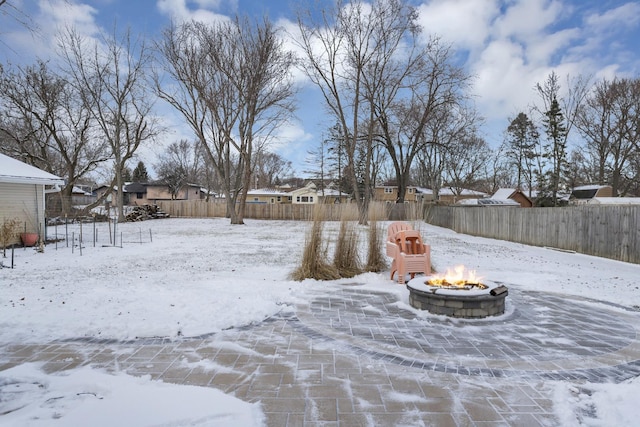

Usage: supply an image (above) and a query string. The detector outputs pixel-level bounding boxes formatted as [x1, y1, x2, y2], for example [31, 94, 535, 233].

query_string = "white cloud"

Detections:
[492, 0, 564, 41]
[155, 0, 230, 24]
[584, 2, 640, 32]
[1, 0, 102, 62]
[416, 0, 499, 50]
[36, 0, 102, 44]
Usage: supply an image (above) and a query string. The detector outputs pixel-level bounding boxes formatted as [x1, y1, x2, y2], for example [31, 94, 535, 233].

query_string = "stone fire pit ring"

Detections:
[407, 276, 508, 319]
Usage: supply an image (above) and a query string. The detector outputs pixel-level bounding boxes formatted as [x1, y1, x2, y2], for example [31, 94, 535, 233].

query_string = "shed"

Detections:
[491, 188, 533, 208]
[0, 153, 64, 245]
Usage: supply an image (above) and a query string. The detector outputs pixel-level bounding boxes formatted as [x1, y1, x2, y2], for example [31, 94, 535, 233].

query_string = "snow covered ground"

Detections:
[1, 218, 639, 426]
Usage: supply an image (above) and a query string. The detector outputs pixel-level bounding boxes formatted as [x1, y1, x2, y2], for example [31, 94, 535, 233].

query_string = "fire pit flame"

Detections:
[427, 265, 487, 290]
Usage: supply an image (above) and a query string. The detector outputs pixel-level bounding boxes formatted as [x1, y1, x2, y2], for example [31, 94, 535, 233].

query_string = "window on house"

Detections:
[277, 196, 281, 202]
[296, 196, 301, 202]
[408, 188, 414, 193]
[301, 196, 309, 202]
[253, 197, 259, 202]
[384, 188, 393, 193]
[136, 193, 144, 199]
[310, 196, 314, 203]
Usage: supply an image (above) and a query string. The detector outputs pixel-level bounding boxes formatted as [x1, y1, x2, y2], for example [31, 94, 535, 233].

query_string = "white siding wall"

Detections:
[0, 183, 44, 243]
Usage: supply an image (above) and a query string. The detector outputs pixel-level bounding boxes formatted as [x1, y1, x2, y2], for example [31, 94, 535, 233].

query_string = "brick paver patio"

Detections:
[2, 282, 639, 426]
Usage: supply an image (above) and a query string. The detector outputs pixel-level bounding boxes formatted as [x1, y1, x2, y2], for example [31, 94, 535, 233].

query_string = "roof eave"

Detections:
[0, 176, 65, 185]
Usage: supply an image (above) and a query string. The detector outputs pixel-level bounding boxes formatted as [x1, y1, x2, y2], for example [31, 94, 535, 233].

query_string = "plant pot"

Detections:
[20, 232, 39, 247]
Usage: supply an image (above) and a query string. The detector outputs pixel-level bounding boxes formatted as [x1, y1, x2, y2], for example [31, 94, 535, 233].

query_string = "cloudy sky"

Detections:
[1, 0, 639, 176]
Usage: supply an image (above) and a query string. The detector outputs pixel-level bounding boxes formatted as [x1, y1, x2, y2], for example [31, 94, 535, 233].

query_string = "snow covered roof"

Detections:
[0, 153, 64, 185]
[589, 197, 640, 205]
[414, 187, 486, 197]
[318, 188, 349, 197]
[455, 198, 520, 207]
[491, 188, 516, 200]
[247, 188, 290, 196]
[573, 184, 610, 191]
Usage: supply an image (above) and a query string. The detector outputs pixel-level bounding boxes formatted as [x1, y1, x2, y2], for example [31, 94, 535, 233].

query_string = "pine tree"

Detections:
[132, 161, 149, 183]
[541, 97, 568, 206]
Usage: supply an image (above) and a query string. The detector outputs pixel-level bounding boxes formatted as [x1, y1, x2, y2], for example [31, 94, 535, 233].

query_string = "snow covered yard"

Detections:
[1, 218, 639, 426]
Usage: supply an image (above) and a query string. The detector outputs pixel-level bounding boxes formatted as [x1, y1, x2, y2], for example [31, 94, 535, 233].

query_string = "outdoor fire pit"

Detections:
[406, 266, 508, 319]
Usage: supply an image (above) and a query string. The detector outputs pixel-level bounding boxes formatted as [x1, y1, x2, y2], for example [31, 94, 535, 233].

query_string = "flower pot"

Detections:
[20, 232, 39, 247]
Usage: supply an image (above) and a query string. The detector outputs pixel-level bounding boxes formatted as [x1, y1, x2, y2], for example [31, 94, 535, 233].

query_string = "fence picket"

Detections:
[424, 205, 639, 264]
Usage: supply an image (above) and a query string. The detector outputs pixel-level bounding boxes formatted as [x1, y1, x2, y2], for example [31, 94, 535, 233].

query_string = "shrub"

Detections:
[1, 218, 21, 256]
[333, 216, 362, 278]
[291, 207, 340, 281]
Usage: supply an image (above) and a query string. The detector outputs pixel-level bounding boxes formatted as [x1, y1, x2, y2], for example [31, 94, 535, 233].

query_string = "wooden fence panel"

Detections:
[155, 201, 420, 222]
[424, 205, 640, 264]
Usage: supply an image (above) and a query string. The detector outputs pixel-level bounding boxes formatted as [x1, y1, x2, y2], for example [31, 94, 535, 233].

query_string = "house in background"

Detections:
[290, 182, 319, 204]
[570, 185, 614, 204]
[317, 187, 350, 204]
[429, 187, 486, 205]
[145, 183, 207, 203]
[95, 182, 211, 207]
[290, 182, 350, 204]
[374, 183, 420, 203]
[246, 188, 292, 204]
[377, 184, 486, 205]
[0, 153, 64, 245]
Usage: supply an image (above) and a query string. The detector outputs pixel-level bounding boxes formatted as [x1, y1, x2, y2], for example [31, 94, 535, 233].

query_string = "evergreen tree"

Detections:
[540, 97, 568, 206]
[122, 167, 133, 182]
[132, 161, 149, 182]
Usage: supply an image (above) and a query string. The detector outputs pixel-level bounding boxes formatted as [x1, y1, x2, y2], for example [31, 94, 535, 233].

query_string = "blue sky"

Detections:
[1, 0, 639, 178]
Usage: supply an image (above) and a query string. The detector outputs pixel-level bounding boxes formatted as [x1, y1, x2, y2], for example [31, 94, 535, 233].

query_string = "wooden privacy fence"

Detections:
[424, 205, 640, 264]
[156, 200, 424, 222]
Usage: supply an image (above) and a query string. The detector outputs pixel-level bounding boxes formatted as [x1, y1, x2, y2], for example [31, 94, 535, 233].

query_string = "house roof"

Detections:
[0, 153, 64, 185]
[124, 182, 147, 193]
[247, 188, 290, 196]
[491, 188, 516, 200]
[455, 198, 520, 207]
[318, 188, 349, 197]
[573, 184, 610, 191]
[415, 187, 486, 197]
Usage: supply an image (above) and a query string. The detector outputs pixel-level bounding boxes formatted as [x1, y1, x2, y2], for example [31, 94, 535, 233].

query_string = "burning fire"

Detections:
[427, 265, 487, 290]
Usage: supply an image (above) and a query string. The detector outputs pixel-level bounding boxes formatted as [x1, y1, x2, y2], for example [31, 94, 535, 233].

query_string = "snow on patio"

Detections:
[1, 218, 639, 426]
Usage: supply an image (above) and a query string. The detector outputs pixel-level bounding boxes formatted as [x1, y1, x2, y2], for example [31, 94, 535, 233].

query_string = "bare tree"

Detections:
[296, 0, 379, 223]
[253, 151, 292, 188]
[576, 77, 640, 195]
[504, 112, 539, 192]
[479, 143, 514, 195]
[413, 101, 474, 202]
[297, 0, 474, 219]
[154, 139, 205, 199]
[0, 60, 110, 215]
[156, 17, 296, 224]
[444, 134, 491, 197]
[58, 26, 161, 221]
[373, 33, 474, 204]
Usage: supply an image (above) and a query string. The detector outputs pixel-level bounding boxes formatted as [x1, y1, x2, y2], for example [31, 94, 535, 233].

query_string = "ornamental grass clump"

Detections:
[333, 216, 362, 278]
[1, 218, 21, 257]
[364, 205, 387, 272]
[291, 208, 339, 281]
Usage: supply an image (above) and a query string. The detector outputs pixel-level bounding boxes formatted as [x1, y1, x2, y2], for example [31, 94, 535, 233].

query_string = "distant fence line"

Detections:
[424, 205, 640, 265]
[156, 200, 423, 221]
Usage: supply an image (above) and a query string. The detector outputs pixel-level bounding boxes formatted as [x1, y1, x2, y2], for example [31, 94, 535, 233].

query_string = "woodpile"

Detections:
[125, 204, 170, 222]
